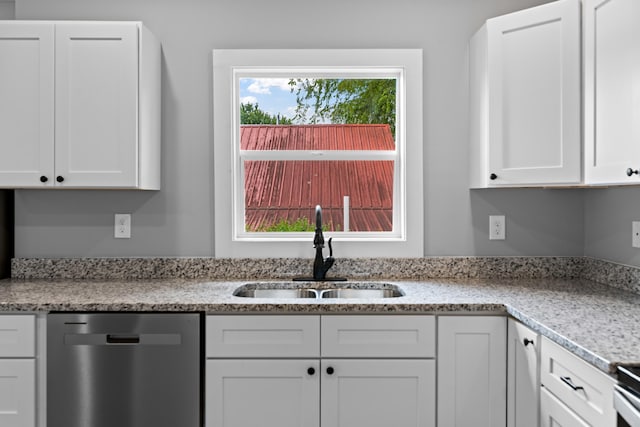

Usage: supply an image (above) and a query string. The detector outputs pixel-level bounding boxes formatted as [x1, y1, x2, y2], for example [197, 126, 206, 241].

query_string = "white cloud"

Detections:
[240, 96, 258, 105]
[246, 78, 292, 95]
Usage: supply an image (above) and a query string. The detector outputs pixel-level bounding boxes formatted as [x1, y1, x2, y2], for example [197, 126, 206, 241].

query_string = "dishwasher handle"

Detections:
[64, 333, 182, 346]
[106, 334, 140, 344]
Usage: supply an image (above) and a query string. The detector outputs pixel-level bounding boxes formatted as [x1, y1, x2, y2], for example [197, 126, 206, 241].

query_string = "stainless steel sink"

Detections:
[233, 288, 318, 299]
[232, 282, 404, 299]
[319, 288, 403, 299]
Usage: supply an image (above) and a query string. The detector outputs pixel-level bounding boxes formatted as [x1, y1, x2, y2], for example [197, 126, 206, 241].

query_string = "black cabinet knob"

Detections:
[627, 168, 639, 177]
[490, 173, 498, 180]
[56, 176, 64, 183]
[523, 338, 534, 347]
[326, 367, 334, 375]
[39, 176, 48, 183]
[307, 367, 315, 376]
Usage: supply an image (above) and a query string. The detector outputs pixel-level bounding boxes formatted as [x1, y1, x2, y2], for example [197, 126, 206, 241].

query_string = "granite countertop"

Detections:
[0, 276, 638, 374]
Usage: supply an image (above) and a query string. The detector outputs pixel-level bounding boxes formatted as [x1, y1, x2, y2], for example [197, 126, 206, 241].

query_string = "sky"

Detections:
[239, 78, 300, 121]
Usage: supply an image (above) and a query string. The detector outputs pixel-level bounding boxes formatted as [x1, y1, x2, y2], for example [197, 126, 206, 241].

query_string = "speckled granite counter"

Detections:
[0, 276, 638, 374]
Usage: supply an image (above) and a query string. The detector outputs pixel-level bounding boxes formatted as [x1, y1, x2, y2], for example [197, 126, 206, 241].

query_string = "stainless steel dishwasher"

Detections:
[47, 312, 202, 427]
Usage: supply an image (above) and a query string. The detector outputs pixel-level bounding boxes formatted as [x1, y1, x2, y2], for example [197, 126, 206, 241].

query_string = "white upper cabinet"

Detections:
[470, 0, 581, 187]
[584, 0, 640, 185]
[0, 23, 55, 187]
[0, 21, 160, 189]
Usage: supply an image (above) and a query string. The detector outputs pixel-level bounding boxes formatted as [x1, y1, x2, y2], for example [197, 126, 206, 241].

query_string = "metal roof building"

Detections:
[242, 124, 394, 232]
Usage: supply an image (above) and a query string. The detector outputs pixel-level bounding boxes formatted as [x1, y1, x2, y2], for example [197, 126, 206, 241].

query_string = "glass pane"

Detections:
[239, 77, 397, 149]
[244, 160, 394, 232]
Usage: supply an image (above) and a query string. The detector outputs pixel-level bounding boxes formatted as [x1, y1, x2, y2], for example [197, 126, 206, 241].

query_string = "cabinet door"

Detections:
[206, 359, 319, 427]
[0, 359, 35, 427]
[584, 0, 640, 184]
[540, 387, 589, 427]
[321, 359, 435, 427]
[0, 23, 54, 187]
[486, 0, 581, 185]
[55, 23, 139, 188]
[507, 319, 540, 427]
[438, 316, 507, 427]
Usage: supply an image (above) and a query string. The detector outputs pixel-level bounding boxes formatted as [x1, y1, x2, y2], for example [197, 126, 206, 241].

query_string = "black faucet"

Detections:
[313, 205, 335, 280]
[293, 205, 346, 282]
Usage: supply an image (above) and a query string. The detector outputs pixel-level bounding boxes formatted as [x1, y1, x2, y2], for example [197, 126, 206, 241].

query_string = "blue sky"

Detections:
[239, 78, 299, 121]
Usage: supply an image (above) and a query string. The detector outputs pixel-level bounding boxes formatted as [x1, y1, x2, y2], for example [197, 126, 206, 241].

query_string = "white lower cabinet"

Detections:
[0, 315, 36, 427]
[205, 315, 436, 427]
[438, 316, 507, 427]
[507, 319, 540, 427]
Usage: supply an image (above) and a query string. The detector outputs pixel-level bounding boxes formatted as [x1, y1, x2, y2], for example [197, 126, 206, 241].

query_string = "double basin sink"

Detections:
[233, 282, 404, 299]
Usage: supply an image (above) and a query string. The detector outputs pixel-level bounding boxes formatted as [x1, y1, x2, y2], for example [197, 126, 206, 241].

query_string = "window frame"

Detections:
[213, 49, 423, 258]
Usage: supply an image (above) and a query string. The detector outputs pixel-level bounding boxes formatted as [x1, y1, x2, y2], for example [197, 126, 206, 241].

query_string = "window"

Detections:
[213, 49, 423, 258]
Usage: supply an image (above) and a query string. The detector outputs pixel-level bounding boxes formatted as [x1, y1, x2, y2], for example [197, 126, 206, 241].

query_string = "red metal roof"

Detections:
[243, 124, 394, 232]
[241, 123, 396, 150]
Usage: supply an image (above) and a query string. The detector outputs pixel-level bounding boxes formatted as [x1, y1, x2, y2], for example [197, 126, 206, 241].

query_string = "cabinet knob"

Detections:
[56, 176, 64, 183]
[627, 168, 639, 177]
[490, 173, 498, 180]
[326, 367, 334, 375]
[307, 367, 315, 376]
[523, 338, 534, 347]
[40, 176, 48, 183]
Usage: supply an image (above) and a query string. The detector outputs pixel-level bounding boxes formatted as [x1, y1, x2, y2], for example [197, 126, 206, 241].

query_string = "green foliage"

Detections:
[248, 217, 341, 232]
[289, 78, 396, 135]
[240, 103, 292, 125]
[250, 217, 316, 232]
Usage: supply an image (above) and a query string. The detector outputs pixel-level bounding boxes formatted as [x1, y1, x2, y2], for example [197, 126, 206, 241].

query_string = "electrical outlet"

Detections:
[115, 214, 131, 239]
[633, 221, 640, 248]
[489, 215, 505, 240]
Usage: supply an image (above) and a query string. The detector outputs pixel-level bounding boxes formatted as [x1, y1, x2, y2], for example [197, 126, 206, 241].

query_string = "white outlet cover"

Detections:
[489, 215, 505, 240]
[115, 214, 131, 239]
[633, 221, 640, 248]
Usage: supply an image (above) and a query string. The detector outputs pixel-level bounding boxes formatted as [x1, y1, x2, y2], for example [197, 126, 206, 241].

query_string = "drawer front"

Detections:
[540, 387, 589, 427]
[321, 315, 435, 358]
[206, 315, 320, 358]
[0, 315, 36, 358]
[0, 359, 36, 427]
[540, 337, 616, 426]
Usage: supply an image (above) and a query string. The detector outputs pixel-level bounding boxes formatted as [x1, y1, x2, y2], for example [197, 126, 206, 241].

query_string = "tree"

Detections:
[289, 78, 396, 135]
[240, 103, 292, 125]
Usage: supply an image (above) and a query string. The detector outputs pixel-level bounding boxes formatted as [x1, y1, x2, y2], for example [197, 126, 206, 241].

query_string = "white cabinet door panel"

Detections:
[0, 23, 54, 187]
[321, 359, 435, 427]
[55, 23, 139, 187]
[507, 319, 540, 427]
[206, 359, 319, 427]
[486, 0, 581, 185]
[438, 316, 507, 427]
[584, 0, 640, 184]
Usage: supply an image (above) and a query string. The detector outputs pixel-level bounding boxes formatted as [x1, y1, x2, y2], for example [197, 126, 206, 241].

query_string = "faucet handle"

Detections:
[328, 237, 334, 257]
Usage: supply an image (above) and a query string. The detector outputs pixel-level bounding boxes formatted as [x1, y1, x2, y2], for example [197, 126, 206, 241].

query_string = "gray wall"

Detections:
[584, 188, 640, 266]
[0, 1, 15, 20]
[14, 0, 588, 259]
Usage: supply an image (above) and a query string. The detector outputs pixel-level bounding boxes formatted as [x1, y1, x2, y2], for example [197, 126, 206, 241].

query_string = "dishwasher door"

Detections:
[47, 312, 201, 427]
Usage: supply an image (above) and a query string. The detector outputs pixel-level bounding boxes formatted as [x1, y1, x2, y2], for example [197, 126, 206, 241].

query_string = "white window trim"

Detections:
[213, 49, 423, 258]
